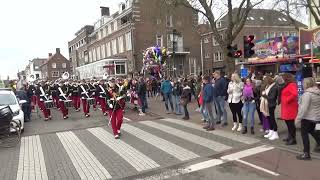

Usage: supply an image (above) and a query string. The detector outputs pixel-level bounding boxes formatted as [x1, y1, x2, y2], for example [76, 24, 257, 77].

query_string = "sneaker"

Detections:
[269, 131, 279, 140]
[44, 118, 49, 121]
[206, 126, 215, 131]
[216, 121, 221, 125]
[139, 113, 146, 116]
[63, 116, 68, 119]
[286, 139, 297, 145]
[117, 130, 121, 136]
[237, 123, 242, 132]
[231, 123, 238, 131]
[264, 130, 273, 138]
[296, 153, 311, 160]
[203, 125, 210, 129]
[195, 108, 200, 112]
[114, 135, 120, 139]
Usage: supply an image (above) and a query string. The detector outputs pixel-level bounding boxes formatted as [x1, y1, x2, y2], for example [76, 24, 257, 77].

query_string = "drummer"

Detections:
[58, 81, 69, 119]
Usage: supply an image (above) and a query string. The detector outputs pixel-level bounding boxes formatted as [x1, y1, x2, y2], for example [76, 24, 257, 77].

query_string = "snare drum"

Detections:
[64, 100, 73, 108]
[44, 100, 54, 109]
[87, 98, 96, 106]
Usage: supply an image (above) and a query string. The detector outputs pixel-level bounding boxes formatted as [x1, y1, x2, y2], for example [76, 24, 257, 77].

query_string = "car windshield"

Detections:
[0, 94, 17, 106]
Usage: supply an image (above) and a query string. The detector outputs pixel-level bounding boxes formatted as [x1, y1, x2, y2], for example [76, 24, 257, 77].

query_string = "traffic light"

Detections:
[244, 35, 255, 58]
[227, 44, 242, 58]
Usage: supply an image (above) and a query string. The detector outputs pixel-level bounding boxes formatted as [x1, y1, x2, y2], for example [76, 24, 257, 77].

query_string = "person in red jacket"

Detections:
[279, 73, 298, 145]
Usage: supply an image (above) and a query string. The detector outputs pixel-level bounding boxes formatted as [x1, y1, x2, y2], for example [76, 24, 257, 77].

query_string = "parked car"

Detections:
[0, 88, 25, 132]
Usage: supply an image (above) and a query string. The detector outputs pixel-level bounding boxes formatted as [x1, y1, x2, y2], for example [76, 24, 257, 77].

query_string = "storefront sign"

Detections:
[299, 27, 320, 56]
[296, 71, 304, 101]
[254, 36, 299, 59]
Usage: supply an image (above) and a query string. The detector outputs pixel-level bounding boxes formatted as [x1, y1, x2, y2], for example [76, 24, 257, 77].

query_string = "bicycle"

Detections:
[0, 106, 21, 148]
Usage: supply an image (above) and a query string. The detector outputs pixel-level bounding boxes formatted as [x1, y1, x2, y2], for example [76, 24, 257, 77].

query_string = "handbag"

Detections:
[180, 98, 187, 106]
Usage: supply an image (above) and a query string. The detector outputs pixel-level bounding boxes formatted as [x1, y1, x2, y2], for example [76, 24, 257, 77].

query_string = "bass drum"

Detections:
[87, 98, 96, 106]
[64, 100, 73, 108]
[45, 101, 54, 109]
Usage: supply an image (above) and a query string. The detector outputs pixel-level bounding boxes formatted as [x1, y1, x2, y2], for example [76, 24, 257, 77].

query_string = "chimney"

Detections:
[48, 53, 52, 57]
[56, 48, 60, 54]
[100, 6, 110, 17]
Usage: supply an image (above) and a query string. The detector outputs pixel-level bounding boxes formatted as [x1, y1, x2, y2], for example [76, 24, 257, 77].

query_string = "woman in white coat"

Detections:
[227, 73, 244, 131]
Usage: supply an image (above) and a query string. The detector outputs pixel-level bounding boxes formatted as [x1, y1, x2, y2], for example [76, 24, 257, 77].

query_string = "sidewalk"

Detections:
[146, 96, 320, 159]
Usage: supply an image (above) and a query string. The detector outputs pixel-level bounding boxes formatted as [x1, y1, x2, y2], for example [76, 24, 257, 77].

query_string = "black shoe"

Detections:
[221, 122, 228, 127]
[206, 126, 215, 131]
[296, 153, 311, 160]
[242, 127, 247, 134]
[314, 145, 320, 153]
[251, 127, 255, 135]
[182, 117, 189, 120]
[286, 139, 297, 145]
[282, 137, 289, 142]
[203, 125, 210, 129]
[216, 121, 221, 125]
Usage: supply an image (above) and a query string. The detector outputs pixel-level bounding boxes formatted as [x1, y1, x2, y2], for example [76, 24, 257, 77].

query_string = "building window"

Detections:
[105, 26, 108, 36]
[205, 53, 210, 58]
[100, 29, 104, 38]
[290, 31, 297, 36]
[35, 66, 39, 70]
[114, 21, 118, 31]
[118, 36, 124, 53]
[204, 37, 209, 43]
[284, 31, 289, 36]
[108, 25, 112, 34]
[89, 50, 93, 62]
[112, 39, 117, 55]
[212, 34, 222, 46]
[62, 63, 67, 69]
[52, 63, 56, 69]
[270, 32, 276, 38]
[106, 42, 111, 57]
[216, 21, 222, 28]
[101, 44, 106, 59]
[97, 46, 101, 60]
[51, 71, 59, 77]
[157, 19, 161, 24]
[214, 52, 219, 62]
[115, 62, 126, 75]
[166, 15, 173, 27]
[125, 32, 132, 51]
[219, 52, 223, 61]
[93, 48, 97, 61]
[156, 35, 163, 47]
[263, 32, 269, 39]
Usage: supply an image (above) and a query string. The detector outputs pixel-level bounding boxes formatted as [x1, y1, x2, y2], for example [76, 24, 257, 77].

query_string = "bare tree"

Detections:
[162, 0, 264, 74]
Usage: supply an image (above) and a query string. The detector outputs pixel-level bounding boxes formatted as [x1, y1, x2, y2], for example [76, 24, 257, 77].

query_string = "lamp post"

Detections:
[172, 29, 180, 78]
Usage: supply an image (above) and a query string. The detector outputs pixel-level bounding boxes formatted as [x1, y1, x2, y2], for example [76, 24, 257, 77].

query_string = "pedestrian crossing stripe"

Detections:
[88, 127, 160, 171]
[14, 119, 261, 180]
[161, 118, 260, 145]
[140, 121, 232, 152]
[56, 131, 112, 180]
[122, 124, 200, 161]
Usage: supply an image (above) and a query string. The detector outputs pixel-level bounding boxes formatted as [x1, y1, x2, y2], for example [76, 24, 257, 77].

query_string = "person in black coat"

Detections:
[16, 86, 31, 122]
[137, 77, 147, 115]
[181, 82, 192, 120]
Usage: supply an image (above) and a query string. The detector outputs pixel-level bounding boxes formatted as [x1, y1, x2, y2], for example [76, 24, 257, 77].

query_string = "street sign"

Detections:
[240, 68, 248, 78]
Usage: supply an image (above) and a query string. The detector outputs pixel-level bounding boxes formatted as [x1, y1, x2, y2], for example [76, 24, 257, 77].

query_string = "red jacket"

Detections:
[280, 82, 298, 120]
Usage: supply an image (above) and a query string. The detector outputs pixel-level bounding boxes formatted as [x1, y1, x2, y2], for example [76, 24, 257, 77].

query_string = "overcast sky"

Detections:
[0, 0, 124, 79]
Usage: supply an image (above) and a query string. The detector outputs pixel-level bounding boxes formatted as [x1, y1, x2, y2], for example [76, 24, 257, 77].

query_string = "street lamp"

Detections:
[172, 29, 180, 78]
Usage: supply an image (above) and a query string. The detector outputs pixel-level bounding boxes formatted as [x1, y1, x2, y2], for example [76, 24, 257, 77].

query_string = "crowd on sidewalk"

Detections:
[134, 71, 320, 161]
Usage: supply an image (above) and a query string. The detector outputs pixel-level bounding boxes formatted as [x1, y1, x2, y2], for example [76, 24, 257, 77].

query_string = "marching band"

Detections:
[25, 72, 130, 139]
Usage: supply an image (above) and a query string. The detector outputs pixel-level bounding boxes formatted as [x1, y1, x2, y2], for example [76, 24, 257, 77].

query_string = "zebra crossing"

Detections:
[12, 118, 260, 180]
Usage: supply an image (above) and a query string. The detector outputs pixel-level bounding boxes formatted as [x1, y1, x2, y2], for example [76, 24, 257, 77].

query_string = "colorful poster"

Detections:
[254, 36, 299, 59]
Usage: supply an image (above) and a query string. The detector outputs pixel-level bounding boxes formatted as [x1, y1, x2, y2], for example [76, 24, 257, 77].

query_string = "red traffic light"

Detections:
[234, 50, 242, 58]
[247, 35, 254, 42]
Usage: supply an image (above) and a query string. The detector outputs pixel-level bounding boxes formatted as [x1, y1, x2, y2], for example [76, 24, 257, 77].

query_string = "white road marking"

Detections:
[136, 145, 276, 180]
[161, 118, 260, 144]
[220, 145, 274, 161]
[140, 121, 231, 152]
[123, 117, 132, 121]
[88, 127, 159, 171]
[17, 135, 48, 180]
[122, 124, 199, 161]
[236, 159, 280, 176]
[56, 131, 112, 180]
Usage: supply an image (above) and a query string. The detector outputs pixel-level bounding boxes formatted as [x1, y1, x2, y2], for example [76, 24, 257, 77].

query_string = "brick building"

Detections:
[68, 25, 94, 78]
[69, 0, 201, 79]
[201, 9, 307, 74]
[40, 48, 71, 81]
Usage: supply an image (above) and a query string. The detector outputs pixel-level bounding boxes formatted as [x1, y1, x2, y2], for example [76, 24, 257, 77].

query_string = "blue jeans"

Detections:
[215, 96, 227, 123]
[200, 105, 209, 121]
[174, 95, 182, 114]
[164, 93, 174, 112]
[204, 102, 217, 126]
[242, 101, 256, 127]
[140, 95, 147, 113]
